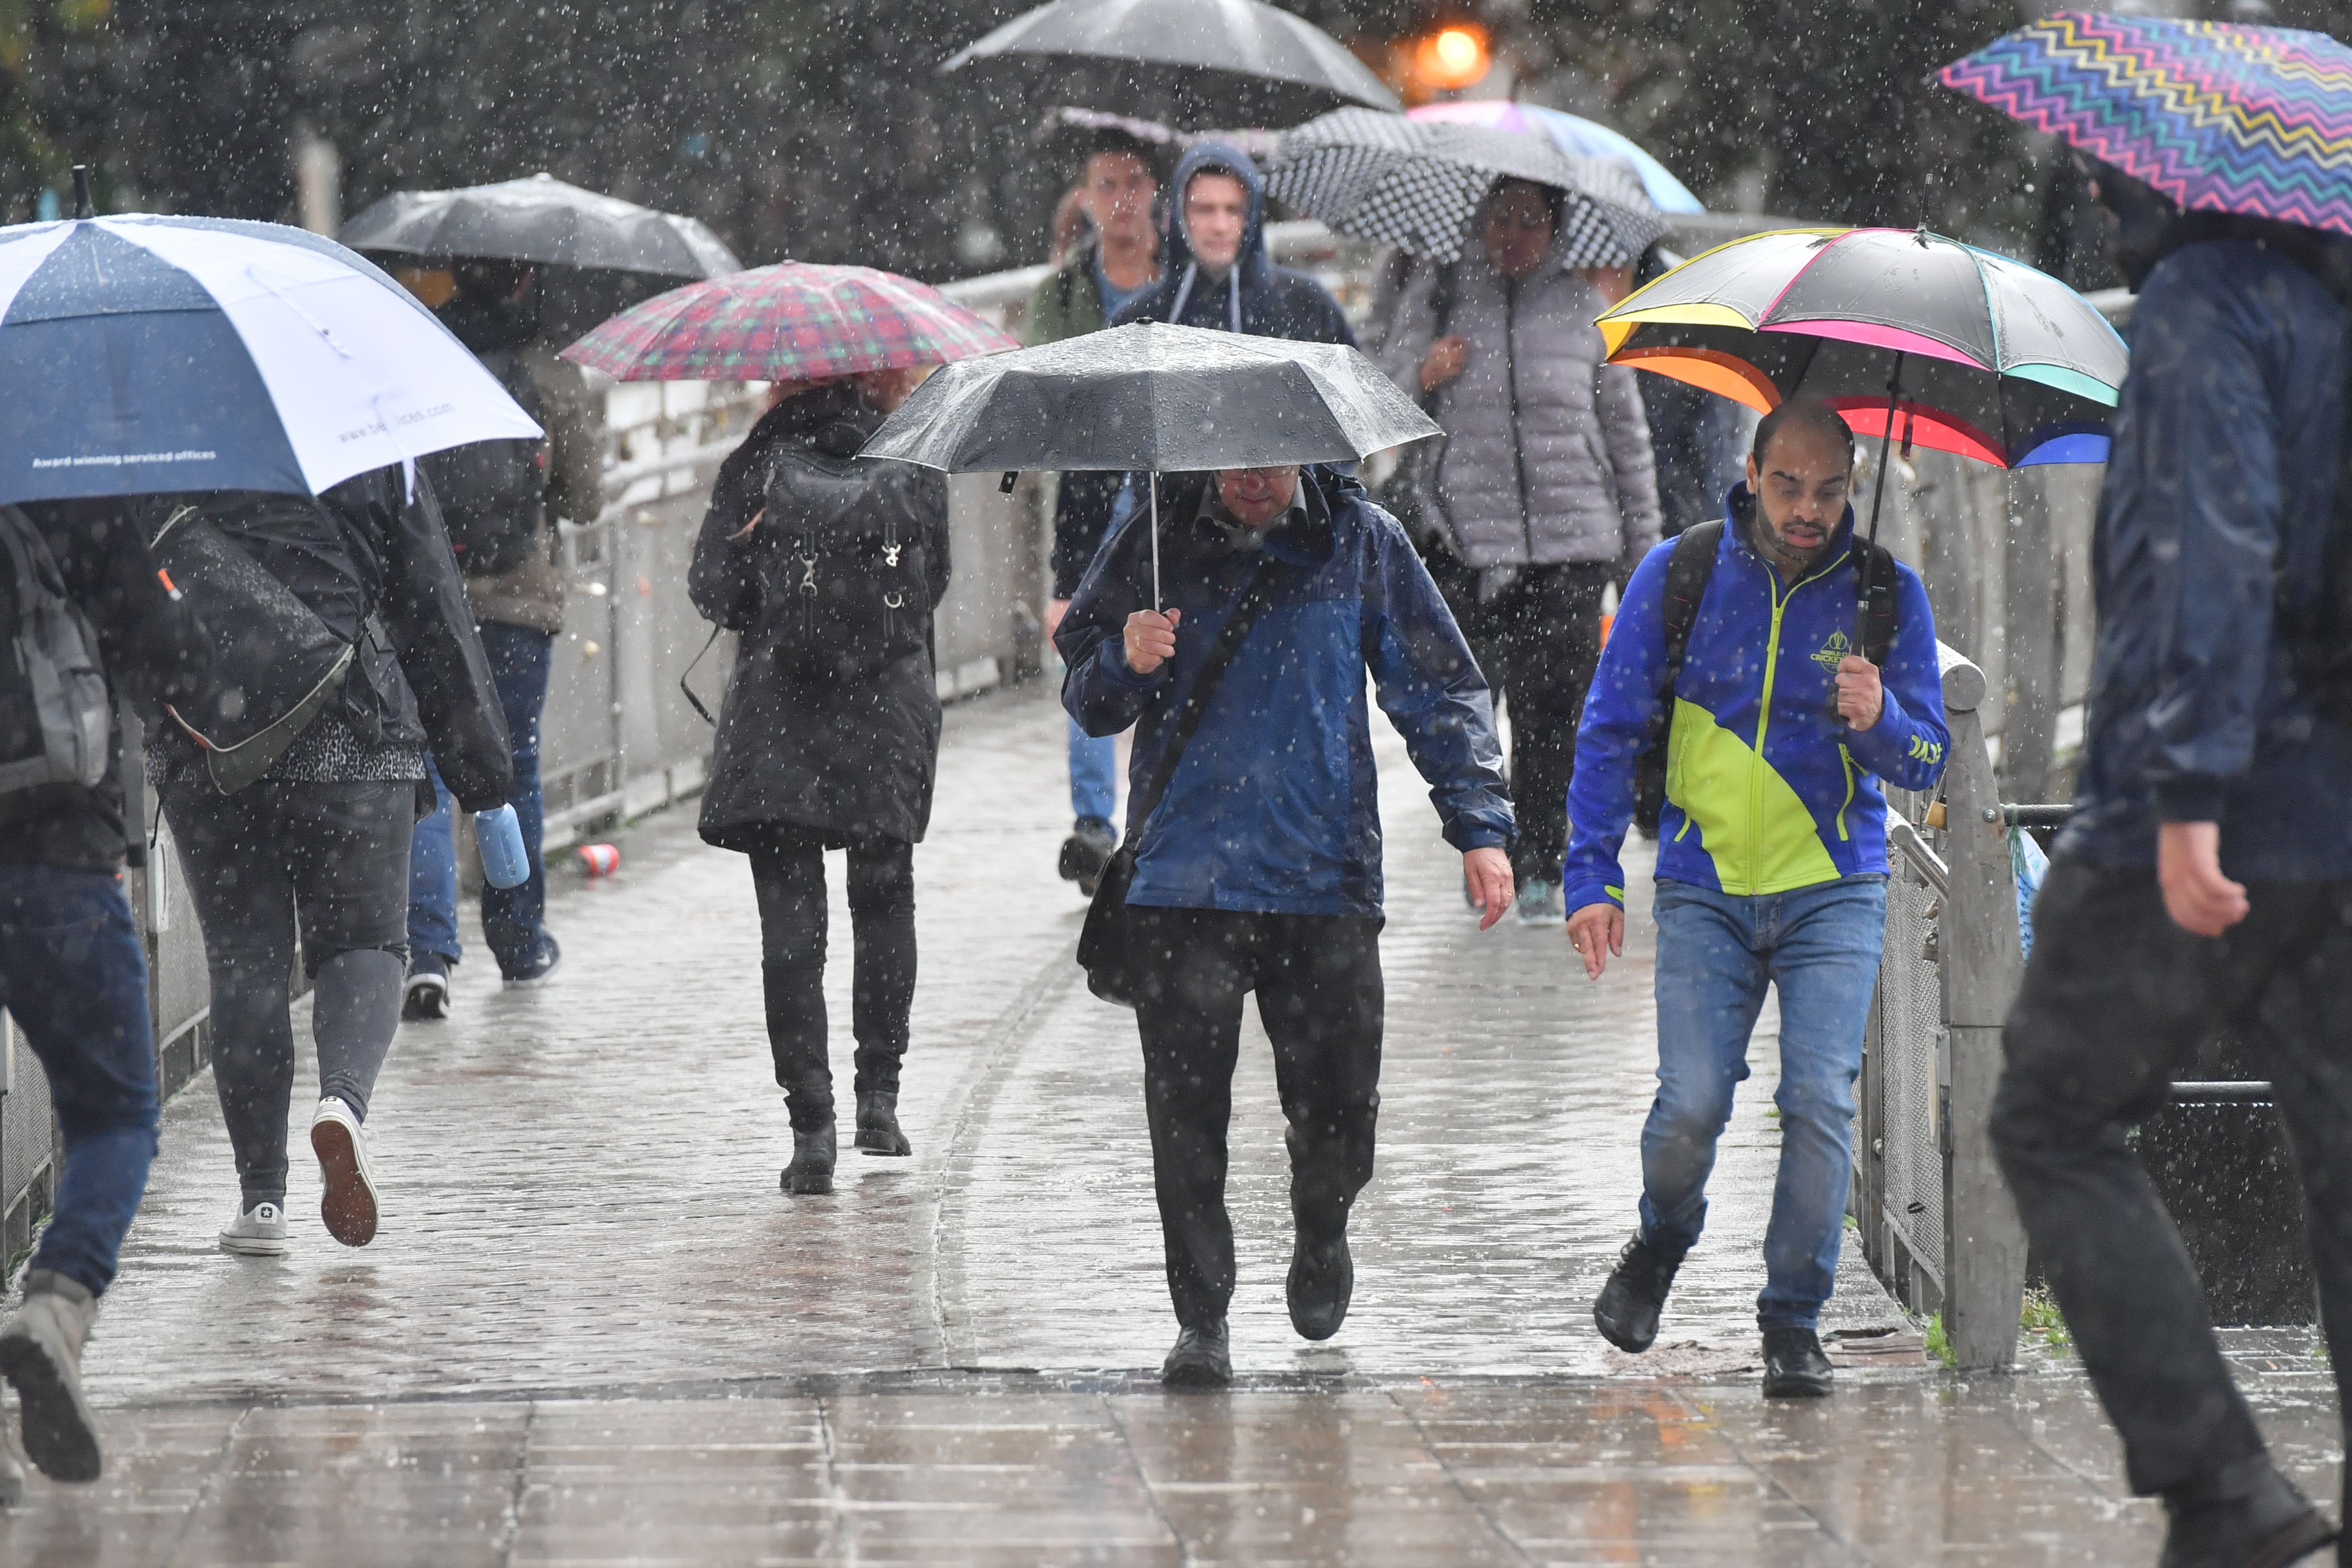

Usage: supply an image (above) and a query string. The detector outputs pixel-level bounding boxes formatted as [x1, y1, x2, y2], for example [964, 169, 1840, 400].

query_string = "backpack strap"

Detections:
[1658, 519, 1723, 699]
[1121, 552, 1283, 846]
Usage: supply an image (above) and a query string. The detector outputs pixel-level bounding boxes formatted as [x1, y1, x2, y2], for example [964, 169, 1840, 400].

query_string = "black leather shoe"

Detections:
[780, 1121, 836, 1196]
[1287, 1232, 1353, 1341]
[1761, 1326, 1834, 1398]
[1058, 819, 1116, 893]
[2159, 1454, 2337, 1568]
[854, 1091, 912, 1157]
[1161, 1321, 1231, 1388]
[1593, 1233, 1684, 1353]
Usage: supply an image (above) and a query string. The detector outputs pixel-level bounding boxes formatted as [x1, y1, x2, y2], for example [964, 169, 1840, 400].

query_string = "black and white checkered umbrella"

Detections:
[1265, 108, 1665, 266]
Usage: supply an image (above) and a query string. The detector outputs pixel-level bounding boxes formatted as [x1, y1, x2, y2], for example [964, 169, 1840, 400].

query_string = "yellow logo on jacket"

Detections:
[1811, 631, 1852, 671]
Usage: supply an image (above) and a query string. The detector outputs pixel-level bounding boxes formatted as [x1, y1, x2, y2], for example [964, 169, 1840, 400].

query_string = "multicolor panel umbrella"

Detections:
[1595, 227, 2127, 470]
[1407, 100, 1705, 215]
[561, 262, 1018, 384]
[1265, 108, 1665, 266]
[1939, 11, 2352, 238]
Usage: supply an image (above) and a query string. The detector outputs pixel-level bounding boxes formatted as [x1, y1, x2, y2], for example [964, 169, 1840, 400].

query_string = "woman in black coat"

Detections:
[690, 371, 949, 1195]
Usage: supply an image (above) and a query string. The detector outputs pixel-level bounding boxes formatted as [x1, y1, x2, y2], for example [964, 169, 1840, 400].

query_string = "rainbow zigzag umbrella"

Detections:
[1940, 10, 2352, 237]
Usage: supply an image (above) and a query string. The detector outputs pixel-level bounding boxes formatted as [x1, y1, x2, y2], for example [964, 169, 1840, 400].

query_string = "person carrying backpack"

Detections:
[1561, 399, 1947, 1399]
[687, 369, 948, 1197]
[0, 499, 210, 1494]
[148, 467, 512, 1260]
[404, 259, 607, 1015]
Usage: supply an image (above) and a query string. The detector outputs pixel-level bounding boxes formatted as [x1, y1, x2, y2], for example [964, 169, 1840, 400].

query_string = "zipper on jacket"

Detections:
[1748, 551, 1849, 890]
[1835, 744, 1856, 842]
[1503, 278, 1535, 560]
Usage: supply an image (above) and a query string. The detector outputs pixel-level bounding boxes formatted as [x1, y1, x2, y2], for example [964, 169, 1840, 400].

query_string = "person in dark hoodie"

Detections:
[151, 468, 512, 1261]
[404, 260, 607, 1014]
[1110, 140, 1353, 344]
[1991, 160, 2352, 1568]
[689, 367, 949, 1197]
[0, 499, 211, 1493]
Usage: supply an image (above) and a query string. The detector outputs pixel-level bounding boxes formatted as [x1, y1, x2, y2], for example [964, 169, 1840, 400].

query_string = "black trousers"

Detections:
[1432, 558, 1608, 883]
[163, 777, 414, 1208]
[1129, 908, 1384, 1328]
[1995, 856, 2352, 1507]
[749, 832, 916, 1130]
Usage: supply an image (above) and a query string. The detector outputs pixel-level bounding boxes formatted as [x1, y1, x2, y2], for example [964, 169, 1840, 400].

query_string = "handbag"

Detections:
[1077, 555, 1282, 1007]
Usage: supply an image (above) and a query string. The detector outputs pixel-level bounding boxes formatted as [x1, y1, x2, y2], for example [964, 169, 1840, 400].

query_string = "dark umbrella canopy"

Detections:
[338, 174, 741, 277]
[941, 0, 1400, 126]
[860, 320, 1438, 474]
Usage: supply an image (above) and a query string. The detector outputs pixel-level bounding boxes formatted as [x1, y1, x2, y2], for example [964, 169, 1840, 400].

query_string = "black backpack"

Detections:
[750, 445, 933, 684]
[1646, 518, 1900, 765]
[421, 344, 547, 578]
[0, 506, 111, 798]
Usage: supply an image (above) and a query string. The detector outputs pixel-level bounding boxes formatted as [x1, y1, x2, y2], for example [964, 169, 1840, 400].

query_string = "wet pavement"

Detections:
[2, 681, 2341, 1564]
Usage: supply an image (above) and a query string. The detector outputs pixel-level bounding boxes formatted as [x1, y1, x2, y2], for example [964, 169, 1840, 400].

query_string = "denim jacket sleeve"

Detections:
[1360, 510, 1513, 852]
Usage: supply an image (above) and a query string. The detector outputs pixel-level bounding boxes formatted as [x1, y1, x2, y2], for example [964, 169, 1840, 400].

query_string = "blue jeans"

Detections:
[1641, 875, 1888, 1330]
[408, 622, 553, 975]
[0, 865, 159, 1298]
[1068, 715, 1117, 830]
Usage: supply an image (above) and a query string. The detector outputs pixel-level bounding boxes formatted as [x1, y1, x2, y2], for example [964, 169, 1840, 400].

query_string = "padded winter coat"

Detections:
[1379, 256, 1663, 571]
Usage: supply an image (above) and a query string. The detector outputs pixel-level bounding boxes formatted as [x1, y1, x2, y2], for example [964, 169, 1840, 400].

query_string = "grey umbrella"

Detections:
[942, 0, 1400, 126]
[862, 320, 1437, 604]
[1266, 108, 1666, 266]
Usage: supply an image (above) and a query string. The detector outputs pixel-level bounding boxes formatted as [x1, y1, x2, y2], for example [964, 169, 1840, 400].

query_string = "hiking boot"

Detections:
[1594, 1233, 1684, 1353]
[402, 951, 452, 1021]
[1515, 878, 1563, 925]
[1058, 818, 1116, 897]
[853, 1091, 911, 1157]
[1161, 1320, 1231, 1389]
[782, 1120, 836, 1196]
[2158, 1454, 2336, 1568]
[1287, 1230, 1354, 1341]
[218, 1200, 289, 1257]
[310, 1096, 380, 1248]
[1761, 1325, 1835, 1398]
[502, 933, 563, 989]
[0, 1271, 102, 1483]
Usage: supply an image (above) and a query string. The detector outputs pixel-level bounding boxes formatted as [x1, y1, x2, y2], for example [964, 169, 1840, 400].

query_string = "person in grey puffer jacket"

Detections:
[1378, 177, 1663, 920]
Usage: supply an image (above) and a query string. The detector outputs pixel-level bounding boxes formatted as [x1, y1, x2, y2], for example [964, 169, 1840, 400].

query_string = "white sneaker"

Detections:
[1516, 878, 1563, 926]
[218, 1200, 288, 1256]
[310, 1097, 379, 1248]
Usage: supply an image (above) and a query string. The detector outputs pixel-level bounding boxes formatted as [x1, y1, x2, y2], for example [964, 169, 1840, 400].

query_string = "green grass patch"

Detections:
[2020, 1285, 2071, 1354]
[1924, 1313, 1957, 1369]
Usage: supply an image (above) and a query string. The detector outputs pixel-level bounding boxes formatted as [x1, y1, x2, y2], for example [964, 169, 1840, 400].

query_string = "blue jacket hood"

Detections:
[1165, 140, 1270, 294]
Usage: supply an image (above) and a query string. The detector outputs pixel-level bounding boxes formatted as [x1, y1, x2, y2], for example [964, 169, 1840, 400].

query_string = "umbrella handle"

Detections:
[1150, 473, 1161, 614]
[1848, 354, 1904, 719]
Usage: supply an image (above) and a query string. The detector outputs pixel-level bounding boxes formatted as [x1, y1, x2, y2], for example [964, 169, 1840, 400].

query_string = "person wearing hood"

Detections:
[404, 259, 607, 1016]
[689, 368, 949, 1197]
[1990, 161, 2352, 1568]
[1379, 178, 1665, 923]
[1107, 140, 1354, 345]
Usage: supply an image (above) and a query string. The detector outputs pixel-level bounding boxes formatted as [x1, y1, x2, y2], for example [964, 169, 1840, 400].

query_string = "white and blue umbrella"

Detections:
[0, 212, 542, 504]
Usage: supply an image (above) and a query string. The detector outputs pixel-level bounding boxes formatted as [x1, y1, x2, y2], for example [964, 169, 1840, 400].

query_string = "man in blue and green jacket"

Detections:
[1562, 399, 1947, 1397]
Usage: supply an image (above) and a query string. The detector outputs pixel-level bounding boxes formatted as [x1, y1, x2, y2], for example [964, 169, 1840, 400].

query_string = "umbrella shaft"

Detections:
[1150, 475, 1161, 613]
[1856, 356, 1904, 659]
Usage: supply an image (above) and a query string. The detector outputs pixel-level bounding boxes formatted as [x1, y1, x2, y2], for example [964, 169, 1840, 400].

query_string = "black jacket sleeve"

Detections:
[335, 466, 513, 812]
[689, 429, 773, 632]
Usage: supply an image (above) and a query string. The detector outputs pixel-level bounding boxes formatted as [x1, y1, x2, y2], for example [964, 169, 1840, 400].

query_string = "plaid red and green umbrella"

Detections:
[561, 262, 1017, 383]
[1939, 11, 2352, 239]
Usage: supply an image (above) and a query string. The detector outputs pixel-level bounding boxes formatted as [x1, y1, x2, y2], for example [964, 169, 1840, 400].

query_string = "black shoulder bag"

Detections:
[1077, 556, 1281, 1007]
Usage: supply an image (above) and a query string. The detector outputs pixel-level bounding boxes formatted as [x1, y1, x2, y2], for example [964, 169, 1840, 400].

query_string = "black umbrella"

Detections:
[338, 174, 742, 339]
[862, 320, 1437, 604]
[942, 0, 1400, 127]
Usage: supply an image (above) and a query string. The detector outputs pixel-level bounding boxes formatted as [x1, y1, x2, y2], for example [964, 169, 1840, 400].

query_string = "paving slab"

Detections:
[0, 679, 2338, 1565]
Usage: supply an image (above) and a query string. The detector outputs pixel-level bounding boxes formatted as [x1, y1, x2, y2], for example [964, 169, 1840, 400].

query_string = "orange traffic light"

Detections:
[1412, 25, 1490, 94]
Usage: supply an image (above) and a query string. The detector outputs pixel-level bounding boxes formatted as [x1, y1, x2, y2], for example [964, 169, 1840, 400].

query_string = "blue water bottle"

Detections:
[475, 804, 530, 890]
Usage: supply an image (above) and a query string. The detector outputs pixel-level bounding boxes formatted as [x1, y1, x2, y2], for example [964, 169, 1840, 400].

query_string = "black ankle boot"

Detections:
[2159, 1454, 2335, 1568]
[1287, 1229, 1353, 1342]
[781, 1120, 836, 1196]
[854, 1090, 911, 1157]
[1594, 1233, 1684, 1353]
[1760, 1325, 1834, 1399]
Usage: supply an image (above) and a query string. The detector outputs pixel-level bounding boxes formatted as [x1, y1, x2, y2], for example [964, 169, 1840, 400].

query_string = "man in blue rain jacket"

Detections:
[1562, 399, 1947, 1398]
[1058, 461, 1514, 1389]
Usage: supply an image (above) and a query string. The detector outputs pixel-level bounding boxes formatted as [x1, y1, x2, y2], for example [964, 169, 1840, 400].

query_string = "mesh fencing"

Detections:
[1875, 853, 1946, 1288]
[3, 1014, 57, 1258]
